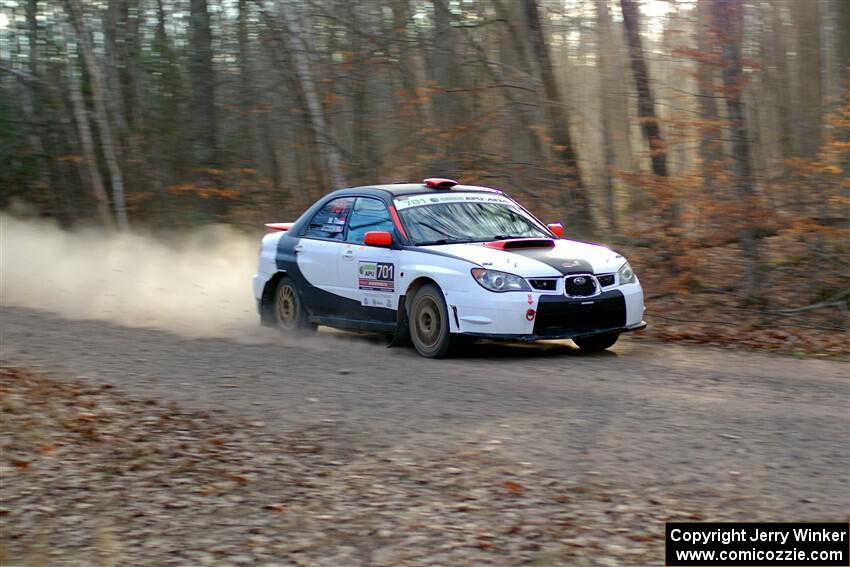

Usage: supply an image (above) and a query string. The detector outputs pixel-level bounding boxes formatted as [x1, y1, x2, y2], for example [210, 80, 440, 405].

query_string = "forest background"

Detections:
[1, 0, 848, 353]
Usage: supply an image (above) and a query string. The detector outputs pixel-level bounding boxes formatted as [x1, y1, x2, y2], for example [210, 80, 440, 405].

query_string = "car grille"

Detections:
[564, 274, 597, 297]
[533, 294, 626, 336]
[597, 274, 615, 287]
[529, 278, 557, 291]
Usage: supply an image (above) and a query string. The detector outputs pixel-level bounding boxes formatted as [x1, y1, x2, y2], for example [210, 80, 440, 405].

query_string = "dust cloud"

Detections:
[1, 213, 266, 338]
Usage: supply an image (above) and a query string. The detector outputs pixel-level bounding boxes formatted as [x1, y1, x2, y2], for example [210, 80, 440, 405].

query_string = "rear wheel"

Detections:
[573, 332, 619, 352]
[409, 284, 454, 358]
[273, 277, 316, 335]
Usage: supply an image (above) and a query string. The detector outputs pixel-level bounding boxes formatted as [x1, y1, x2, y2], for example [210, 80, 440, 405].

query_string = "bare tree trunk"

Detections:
[794, 0, 823, 157]
[834, 0, 850, 175]
[607, 16, 635, 176]
[595, 0, 617, 235]
[349, 2, 378, 184]
[45, 68, 85, 219]
[154, 0, 171, 59]
[63, 0, 129, 230]
[258, 11, 325, 196]
[522, 0, 594, 235]
[190, 0, 217, 171]
[279, 0, 345, 189]
[432, 0, 462, 173]
[107, 0, 144, 140]
[713, 0, 762, 301]
[454, 5, 543, 164]
[238, 0, 261, 172]
[619, 0, 668, 179]
[108, 0, 149, 211]
[836, 0, 850, 88]
[24, 0, 51, 198]
[391, 0, 426, 129]
[116, 0, 143, 131]
[770, 3, 795, 160]
[697, 0, 720, 192]
[103, 0, 128, 135]
[66, 53, 114, 229]
[491, 0, 530, 69]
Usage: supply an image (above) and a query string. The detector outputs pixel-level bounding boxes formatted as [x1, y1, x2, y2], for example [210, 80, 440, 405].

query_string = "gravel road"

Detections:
[2, 305, 848, 520]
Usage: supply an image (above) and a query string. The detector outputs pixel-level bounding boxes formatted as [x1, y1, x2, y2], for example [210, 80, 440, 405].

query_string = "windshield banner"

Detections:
[394, 192, 515, 211]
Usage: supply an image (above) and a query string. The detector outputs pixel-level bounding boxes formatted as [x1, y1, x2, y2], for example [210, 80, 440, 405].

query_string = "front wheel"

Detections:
[273, 276, 316, 335]
[573, 332, 619, 352]
[408, 284, 454, 358]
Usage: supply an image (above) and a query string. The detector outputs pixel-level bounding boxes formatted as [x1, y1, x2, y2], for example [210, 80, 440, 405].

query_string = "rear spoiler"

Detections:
[265, 222, 294, 232]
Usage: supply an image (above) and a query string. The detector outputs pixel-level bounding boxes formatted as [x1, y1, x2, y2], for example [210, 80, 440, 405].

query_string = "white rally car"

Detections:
[253, 178, 645, 358]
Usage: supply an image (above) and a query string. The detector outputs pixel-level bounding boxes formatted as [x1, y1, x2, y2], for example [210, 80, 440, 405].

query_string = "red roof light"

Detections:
[424, 177, 458, 189]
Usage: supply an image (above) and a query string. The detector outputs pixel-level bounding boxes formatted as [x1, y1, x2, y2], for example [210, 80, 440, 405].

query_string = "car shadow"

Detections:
[319, 328, 619, 360]
[452, 339, 618, 360]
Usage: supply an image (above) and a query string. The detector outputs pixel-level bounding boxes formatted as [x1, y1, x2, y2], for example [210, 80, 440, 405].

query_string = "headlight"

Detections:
[618, 261, 637, 285]
[471, 268, 531, 292]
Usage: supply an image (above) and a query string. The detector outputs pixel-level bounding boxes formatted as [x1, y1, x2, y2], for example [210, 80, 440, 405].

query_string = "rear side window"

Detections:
[303, 197, 355, 240]
[347, 198, 395, 244]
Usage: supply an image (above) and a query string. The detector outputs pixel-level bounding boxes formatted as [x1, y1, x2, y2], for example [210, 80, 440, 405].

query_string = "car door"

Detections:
[337, 197, 399, 326]
[295, 196, 354, 317]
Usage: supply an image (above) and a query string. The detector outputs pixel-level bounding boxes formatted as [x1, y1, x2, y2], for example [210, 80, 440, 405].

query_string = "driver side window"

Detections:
[347, 198, 395, 244]
[303, 197, 355, 240]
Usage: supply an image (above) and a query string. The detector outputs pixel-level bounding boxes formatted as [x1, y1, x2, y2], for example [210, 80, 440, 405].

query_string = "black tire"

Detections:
[273, 276, 316, 335]
[573, 332, 619, 352]
[408, 283, 454, 358]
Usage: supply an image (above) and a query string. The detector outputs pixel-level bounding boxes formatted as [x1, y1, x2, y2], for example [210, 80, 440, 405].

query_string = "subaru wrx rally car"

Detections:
[253, 178, 645, 358]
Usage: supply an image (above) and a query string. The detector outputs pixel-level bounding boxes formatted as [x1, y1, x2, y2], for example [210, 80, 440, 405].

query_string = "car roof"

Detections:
[326, 183, 504, 200]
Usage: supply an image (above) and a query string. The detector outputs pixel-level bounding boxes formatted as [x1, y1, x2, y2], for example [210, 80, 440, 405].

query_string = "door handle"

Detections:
[294, 244, 304, 254]
[342, 249, 355, 260]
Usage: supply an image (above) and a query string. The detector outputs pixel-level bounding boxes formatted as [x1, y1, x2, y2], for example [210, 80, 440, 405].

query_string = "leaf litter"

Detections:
[1, 367, 785, 566]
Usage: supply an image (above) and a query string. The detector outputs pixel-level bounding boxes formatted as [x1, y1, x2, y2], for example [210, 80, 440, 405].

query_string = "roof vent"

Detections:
[424, 178, 458, 189]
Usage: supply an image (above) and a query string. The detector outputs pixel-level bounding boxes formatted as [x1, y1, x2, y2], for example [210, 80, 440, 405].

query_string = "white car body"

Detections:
[253, 182, 645, 352]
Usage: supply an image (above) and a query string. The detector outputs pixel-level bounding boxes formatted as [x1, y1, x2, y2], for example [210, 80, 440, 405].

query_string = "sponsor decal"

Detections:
[362, 294, 395, 309]
[561, 260, 582, 268]
[358, 261, 395, 292]
[321, 224, 343, 233]
[527, 293, 533, 305]
[394, 192, 514, 211]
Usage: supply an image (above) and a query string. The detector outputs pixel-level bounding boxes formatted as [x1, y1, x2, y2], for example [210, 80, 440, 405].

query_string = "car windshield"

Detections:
[395, 193, 550, 245]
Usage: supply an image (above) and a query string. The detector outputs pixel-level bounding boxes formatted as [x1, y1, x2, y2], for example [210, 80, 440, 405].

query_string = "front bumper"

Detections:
[448, 283, 645, 338]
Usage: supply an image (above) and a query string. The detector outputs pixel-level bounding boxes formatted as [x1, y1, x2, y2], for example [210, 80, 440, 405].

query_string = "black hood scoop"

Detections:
[482, 238, 556, 250]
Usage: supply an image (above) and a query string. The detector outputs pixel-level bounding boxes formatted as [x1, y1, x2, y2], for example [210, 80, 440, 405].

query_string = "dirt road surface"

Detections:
[2, 305, 848, 520]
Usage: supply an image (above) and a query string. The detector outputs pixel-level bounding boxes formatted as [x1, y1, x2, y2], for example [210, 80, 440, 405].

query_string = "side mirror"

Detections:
[364, 230, 393, 247]
[547, 222, 564, 238]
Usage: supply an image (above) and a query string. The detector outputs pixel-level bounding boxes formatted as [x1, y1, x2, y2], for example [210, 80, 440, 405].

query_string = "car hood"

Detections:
[427, 239, 626, 277]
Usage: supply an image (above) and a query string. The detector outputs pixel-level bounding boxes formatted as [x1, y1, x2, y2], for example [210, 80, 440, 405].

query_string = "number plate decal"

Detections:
[358, 261, 395, 292]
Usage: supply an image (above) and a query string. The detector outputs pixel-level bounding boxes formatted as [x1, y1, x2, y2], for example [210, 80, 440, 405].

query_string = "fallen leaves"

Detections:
[0, 367, 782, 566]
